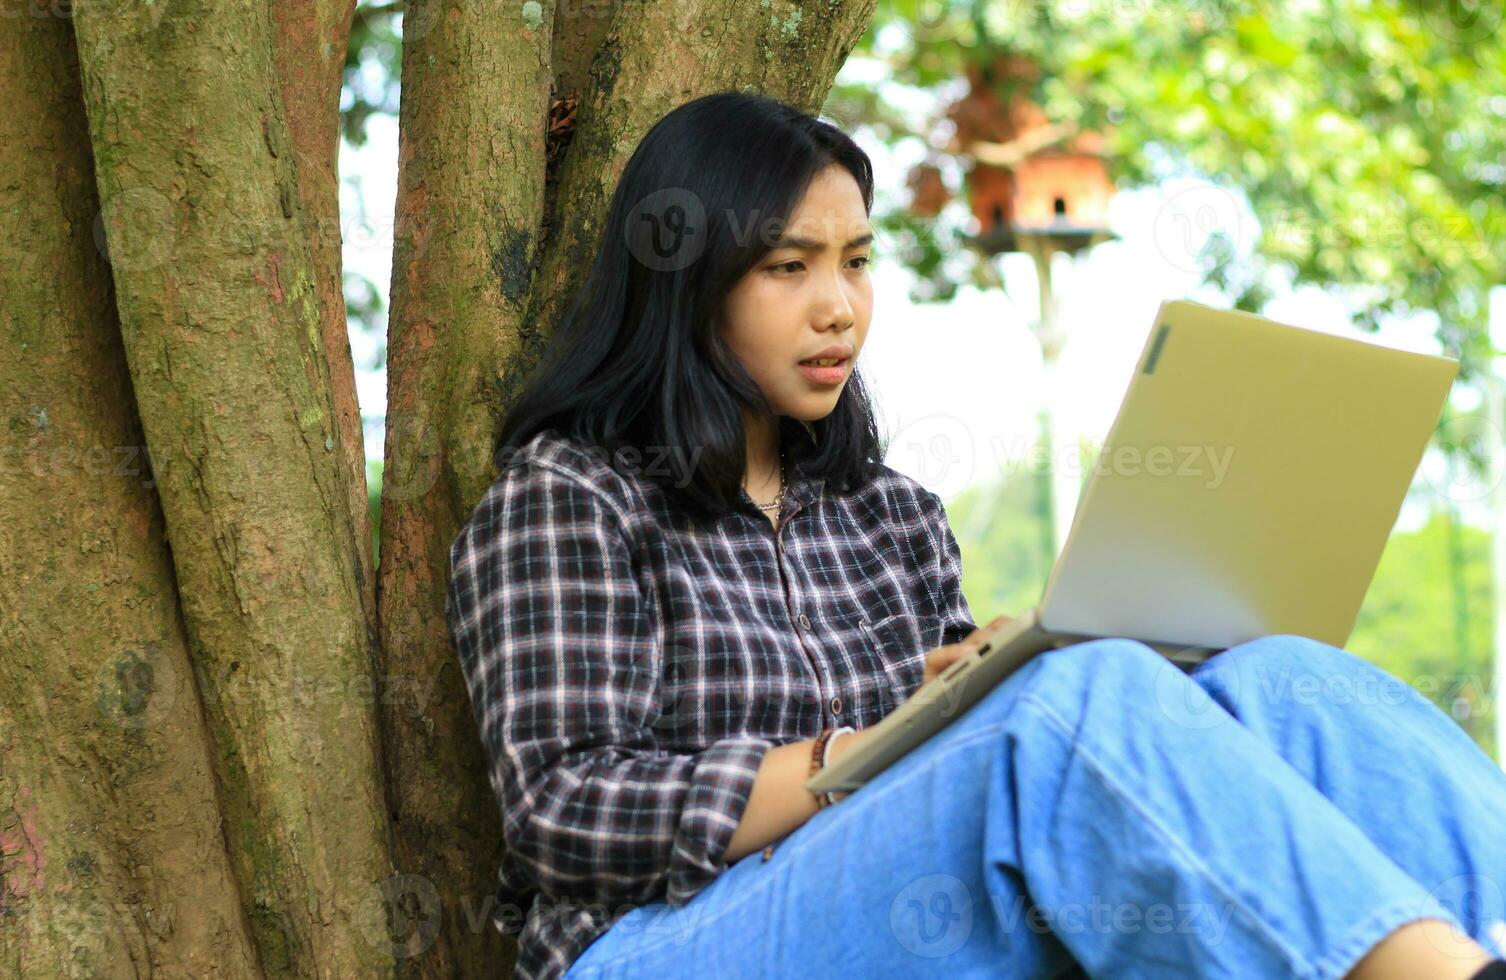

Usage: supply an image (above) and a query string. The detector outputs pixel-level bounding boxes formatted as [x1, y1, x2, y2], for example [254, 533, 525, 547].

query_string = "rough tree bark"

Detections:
[270, 0, 377, 631]
[2, 0, 877, 975]
[64, 0, 395, 975]
[379, 0, 877, 974]
[0, 14, 261, 978]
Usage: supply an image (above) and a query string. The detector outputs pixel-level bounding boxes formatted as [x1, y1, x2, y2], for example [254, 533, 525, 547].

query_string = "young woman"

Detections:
[444, 90, 1506, 980]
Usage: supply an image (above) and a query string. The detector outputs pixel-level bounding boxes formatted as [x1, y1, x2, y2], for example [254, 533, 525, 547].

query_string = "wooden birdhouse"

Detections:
[947, 53, 1116, 257]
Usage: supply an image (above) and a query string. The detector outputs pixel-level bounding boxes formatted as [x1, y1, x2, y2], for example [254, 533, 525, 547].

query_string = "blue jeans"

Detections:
[564, 635, 1506, 978]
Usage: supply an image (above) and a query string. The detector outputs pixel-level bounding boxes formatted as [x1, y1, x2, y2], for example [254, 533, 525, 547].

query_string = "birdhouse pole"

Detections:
[948, 53, 1117, 557]
[1019, 236, 1080, 556]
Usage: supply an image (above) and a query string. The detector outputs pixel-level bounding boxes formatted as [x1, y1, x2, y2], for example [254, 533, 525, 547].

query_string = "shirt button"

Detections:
[798, 613, 812, 630]
[830, 696, 843, 715]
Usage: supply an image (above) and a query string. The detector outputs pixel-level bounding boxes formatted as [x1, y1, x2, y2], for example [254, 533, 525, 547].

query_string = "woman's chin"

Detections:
[786, 394, 843, 418]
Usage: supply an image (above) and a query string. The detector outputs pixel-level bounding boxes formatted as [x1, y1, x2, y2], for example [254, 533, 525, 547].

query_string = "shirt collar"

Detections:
[785, 451, 824, 507]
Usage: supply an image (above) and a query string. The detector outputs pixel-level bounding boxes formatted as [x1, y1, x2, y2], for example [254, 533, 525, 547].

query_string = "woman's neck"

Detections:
[743, 414, 781, 485]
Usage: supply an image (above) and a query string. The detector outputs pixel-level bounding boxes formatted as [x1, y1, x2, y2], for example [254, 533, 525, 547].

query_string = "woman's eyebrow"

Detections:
[770, 231, 874, 250]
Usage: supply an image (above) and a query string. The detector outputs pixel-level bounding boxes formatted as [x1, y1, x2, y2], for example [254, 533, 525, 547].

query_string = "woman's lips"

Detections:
[797, 357, 849, 385]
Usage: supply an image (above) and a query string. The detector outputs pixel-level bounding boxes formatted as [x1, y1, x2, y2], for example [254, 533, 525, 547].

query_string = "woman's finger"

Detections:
[921, 615, 1017, 686]
[927, 645, 971, 669]
[921, 643, 973, 686]
[961, 613, 1013, 650]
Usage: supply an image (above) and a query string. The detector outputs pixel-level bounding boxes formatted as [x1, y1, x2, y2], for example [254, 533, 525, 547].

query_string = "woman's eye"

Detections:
[769, 255, 871, 273]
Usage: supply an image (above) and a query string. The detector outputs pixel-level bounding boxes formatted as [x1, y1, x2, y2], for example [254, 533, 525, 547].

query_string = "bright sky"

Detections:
[339, 52, 1506, 536]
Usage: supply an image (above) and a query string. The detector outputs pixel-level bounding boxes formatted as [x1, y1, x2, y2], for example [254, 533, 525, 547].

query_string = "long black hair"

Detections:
[492, 90, 888, 521]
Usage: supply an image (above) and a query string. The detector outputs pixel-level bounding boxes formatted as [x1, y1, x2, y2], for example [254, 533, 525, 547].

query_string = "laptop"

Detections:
[807, 298, 1460, 796]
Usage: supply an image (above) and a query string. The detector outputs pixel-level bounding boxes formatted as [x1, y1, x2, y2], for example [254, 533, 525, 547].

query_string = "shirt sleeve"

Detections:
[444, 459, 774, 909]
[919, 488, 979, 647]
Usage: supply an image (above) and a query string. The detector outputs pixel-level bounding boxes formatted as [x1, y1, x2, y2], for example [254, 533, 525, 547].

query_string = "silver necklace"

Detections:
[753, 452, 788, 511]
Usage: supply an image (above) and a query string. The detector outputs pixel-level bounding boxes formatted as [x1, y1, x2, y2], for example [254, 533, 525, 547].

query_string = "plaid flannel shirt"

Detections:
[444, 427, 977, 979]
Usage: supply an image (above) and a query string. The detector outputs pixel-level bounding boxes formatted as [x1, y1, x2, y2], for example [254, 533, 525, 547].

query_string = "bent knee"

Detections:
[1028, 636, 1171, 688]
[1197, 633, 1366, 680]
[1012, 637, 1224, 731]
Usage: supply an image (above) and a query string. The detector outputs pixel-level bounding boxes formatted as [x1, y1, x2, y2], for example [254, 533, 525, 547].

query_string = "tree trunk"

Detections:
[271, 0, 377, 633]
[379, 0, 877, 973]
[376, 1, 556, 971]
[4, 0, 876, 974]
[66, 0, 396, 975]
[0, 15, 260, 978]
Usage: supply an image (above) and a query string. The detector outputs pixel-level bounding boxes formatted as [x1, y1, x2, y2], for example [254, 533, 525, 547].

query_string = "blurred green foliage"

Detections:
[1349, 507, 1497, 757]
[837, 0, 1506, 385]
[343, 2, 403, 147]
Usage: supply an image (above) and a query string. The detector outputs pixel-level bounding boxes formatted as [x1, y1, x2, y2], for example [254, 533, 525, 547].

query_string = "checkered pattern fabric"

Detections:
[444, 428, 976, 978]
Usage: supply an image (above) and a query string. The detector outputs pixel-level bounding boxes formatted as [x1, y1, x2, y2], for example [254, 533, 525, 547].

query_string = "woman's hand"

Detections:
[820, 616, 1013, 804]
[919, 614, 1014, 690]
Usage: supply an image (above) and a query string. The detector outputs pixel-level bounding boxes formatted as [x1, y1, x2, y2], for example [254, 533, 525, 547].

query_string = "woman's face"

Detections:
[719, 164, 874, 424]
